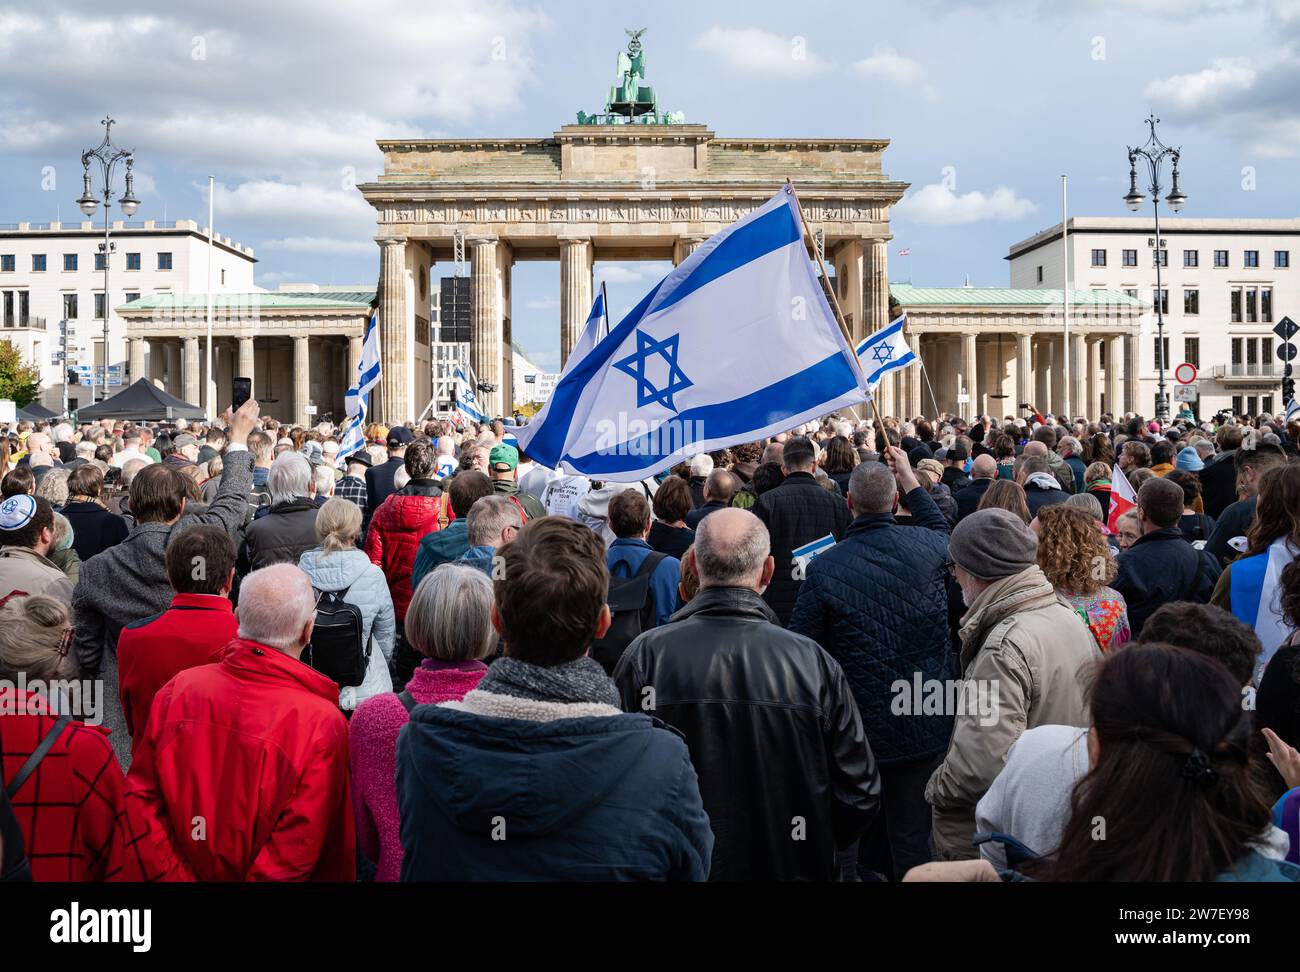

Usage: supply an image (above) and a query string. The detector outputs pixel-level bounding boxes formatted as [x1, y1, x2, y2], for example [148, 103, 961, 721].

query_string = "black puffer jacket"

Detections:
[1113, 527, 1222, 636]
[789, 487, 957, 765]
[614, 586, 880, 881]
[237, 499, 319, 575]
[752, 471, 851, 625]
[1199, 450, 1238, 520]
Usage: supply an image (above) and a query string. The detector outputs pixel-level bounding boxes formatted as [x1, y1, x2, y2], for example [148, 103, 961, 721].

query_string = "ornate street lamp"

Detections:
[78, 116, 139, 403]
[1125, 114, 1186, 423]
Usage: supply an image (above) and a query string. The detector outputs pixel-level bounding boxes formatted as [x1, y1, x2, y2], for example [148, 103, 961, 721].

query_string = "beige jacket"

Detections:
[0, 544, 75, 605]
[925, 565, 1100, 860]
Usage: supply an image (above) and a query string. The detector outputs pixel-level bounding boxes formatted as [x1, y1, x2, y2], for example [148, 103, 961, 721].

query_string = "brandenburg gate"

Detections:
[359, 32, 909, 422]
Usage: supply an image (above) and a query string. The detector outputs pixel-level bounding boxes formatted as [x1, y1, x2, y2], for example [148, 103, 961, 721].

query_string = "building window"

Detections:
[1091, 248, 1106, 267]
[157, 251, 173, 270]
[94, 293, 106, 319]
[1123, 288, 1138, 300]
[1122, 249, 1138, 267]
[1184, 249, 1199, 268]
[1152, 288, 1169, 315]
[1245, 250, 1260, 268]
[126, 252, 141, 271]
[63, 293, 78, 319]
[1154, 249, 1168, 268]
[1231, 338, 1242, 365]
[0, 255, 12, 272]
[1154, 336, 1170, 369]
[1184, 289, 1199, 315]
[63, 253, 78, 271]
[1246, 288, 1258, 323]
[2, 291, 12, 327]
[1214, 249, 1229, 268]
[1263, 395, 1275, 415]
[1246, 338, 1258, 366]
[220, 269, 226, 286]
[1184, 337, 1200, 368]
[95, 252, 107, 271]
[1276, 250, 1290, 269]
[1232, 395, 1243, 416]
[1262, 287, 1273, 323]
[1036, 265, 1043, 283]
[125, 291, 140, 303]
[32, 254, 46, 272]
[1231, 288, 1242, 323]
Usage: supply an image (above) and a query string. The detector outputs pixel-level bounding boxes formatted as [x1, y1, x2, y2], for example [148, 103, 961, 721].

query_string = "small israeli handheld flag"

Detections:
[336, 310, 382, 466]
[855, 314, 917, 391]
[453, 365, 489, 425]
[1286, 397, 1300, 423]
[514, 187, 869, 480]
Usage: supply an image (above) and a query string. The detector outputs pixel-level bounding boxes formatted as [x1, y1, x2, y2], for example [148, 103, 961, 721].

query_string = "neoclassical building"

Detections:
[119, 288, 372, 425]
[359, 29, 910, 425]
[891, 285, 1147, 419]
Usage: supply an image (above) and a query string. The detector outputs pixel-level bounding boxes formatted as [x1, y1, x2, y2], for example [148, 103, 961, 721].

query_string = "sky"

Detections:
[1, 0, 1297, 372]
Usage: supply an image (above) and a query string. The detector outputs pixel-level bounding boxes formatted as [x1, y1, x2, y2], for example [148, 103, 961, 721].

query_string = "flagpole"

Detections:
[784, 179, 877, 432]
[600, 280, 610, 340]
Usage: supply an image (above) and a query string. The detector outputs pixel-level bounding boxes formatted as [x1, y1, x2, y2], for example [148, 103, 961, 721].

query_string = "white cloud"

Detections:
[261, 237, 377, 256]
[209, 179, 375, 240]
[894, 183, 1038, 225]
[524, 296, 559, 310]
[1142, 57, 1256, 113]
[693, 26, 831, 77]
[853, 46, 932, 93]
[595, 265, 651, 284]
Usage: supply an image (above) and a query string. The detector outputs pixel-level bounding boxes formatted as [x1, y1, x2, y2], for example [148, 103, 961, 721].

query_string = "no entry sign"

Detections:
[1174, 362, 1198, 385]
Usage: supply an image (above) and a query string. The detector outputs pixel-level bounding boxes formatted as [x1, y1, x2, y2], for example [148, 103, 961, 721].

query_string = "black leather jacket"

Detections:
[613, 586, 880, 881]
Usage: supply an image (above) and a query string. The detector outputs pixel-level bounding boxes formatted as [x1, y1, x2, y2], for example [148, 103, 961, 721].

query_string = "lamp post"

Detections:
[77, 116, 140, 404]
[1124, 113, 1186, 425]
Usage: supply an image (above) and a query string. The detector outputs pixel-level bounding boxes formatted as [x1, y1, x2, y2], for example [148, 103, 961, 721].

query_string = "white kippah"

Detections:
[0, 493, 37, 530]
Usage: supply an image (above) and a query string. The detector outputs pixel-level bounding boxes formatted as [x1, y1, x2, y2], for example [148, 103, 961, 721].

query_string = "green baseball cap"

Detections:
[489, 443, 519, 472]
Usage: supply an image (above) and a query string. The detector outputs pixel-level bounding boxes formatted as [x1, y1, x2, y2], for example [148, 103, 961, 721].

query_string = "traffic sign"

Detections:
[1174, 362, 1198, 384]
[1173, 384, 1199, 402]
[1274, 316, 1298, 341]
[1280, 342, 1299, 362]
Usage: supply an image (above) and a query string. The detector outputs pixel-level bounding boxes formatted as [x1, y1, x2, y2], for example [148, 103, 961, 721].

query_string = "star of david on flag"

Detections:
[613, 330, 694, 411]
[856, 314, 917, 392]
[513, 186, 870, 480]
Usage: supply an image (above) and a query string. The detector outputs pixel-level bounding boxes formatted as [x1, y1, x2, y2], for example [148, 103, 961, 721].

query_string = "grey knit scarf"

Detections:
[478, 656, 621, 708]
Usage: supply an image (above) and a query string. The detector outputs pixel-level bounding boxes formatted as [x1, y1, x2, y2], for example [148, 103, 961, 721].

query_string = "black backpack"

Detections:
[1, 712, 71, 883]
[590, 552, 667, 675]
[302, 587, 369, 688]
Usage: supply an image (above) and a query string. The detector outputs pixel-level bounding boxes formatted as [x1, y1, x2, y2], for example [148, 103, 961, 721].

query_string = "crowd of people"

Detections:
[0, 399, 1298, 883]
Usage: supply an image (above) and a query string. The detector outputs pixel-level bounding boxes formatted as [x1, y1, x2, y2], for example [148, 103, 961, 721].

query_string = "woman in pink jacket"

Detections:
[348, 562, 493, 881]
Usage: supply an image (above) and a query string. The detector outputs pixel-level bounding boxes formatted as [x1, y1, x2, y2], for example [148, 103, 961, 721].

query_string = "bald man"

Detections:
[954, 454, 998, 520]
[613, 508, 879, 881]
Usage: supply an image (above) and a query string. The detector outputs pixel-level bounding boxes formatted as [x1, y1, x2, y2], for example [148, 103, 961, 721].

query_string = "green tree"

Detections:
[0, 340, 41, 407]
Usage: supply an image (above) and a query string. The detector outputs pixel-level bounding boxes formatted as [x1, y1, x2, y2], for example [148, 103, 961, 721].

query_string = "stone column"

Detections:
[1106, 334, 1123, 417]
[1124, 330, 1140, 416]
[182, 336, 200, 406]
[293, 335, 310, 427]
[1087, 337, 1103, 420]
[127, 337, 146, 384]
[559, 238, 593, 367]
[907, 332, 924, 417]
[863, 239, 890, 412]
[238, 336, 255, 385]
[348, 335, 362, 380]
[961, 332, 978, 418]
[1016, 332, 1034, 411]
[470, 237, 502, 417]
[378, 236, 411, 423]
[1069, 331, 1086, 421]
[673, 236, 707, 266]
[164, 341, 181, 397]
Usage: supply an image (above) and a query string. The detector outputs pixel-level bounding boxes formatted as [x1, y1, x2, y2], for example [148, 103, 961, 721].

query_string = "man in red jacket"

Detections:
[114, 563, 355, 881]
[116, 525, 239, 753]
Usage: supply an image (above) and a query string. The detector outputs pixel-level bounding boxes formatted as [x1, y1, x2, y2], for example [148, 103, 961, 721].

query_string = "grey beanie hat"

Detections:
[949, 508, 1038, 580]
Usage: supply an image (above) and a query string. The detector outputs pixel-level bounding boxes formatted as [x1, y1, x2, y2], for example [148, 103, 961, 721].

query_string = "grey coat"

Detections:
[72, 449, 255, 769]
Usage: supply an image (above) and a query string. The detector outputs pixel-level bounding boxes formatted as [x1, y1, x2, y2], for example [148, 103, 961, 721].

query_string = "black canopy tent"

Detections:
[75, 379, 205, 422]
[16, 401, 60, 422]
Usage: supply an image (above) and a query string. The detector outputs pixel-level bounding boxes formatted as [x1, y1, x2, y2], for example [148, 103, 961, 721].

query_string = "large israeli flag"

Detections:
[565, 290, 607, 371]
[336, 310, 381, 465]
[855, 314, 917, 391]
[515, 187, 869, 480]
[452, 365, 489, 425]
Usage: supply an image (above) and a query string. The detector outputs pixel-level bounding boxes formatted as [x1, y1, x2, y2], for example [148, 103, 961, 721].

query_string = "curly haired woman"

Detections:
[1034, 504, 1131, 653]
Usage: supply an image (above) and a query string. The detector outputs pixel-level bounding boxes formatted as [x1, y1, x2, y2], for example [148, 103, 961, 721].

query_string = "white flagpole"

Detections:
[205, 175, 215, 422]
[1061, 174, 1071, 421]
